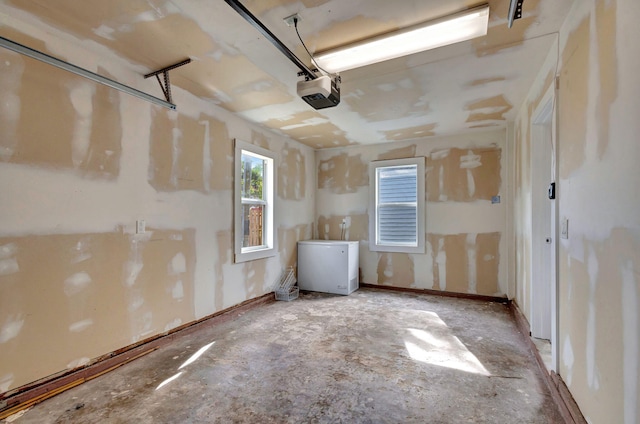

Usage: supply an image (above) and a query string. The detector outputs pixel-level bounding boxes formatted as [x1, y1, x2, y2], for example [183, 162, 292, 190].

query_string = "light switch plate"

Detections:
[560, 218, 568, 239]
[136, 219, 146, 234]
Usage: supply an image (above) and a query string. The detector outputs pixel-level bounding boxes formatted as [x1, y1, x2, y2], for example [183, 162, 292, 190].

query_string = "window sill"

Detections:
[369, 243, 425, 254]
[234, 247, 276, 263]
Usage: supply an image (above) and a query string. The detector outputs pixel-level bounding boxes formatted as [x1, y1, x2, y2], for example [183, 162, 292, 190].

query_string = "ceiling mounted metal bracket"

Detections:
[144, 59, 192, 104]
[508, 0, 525, 28]
[0, 35, 176, 110]
[224, 0, 317, 81]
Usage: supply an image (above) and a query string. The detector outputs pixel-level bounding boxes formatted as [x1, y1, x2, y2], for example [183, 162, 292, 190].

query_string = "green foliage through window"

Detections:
[241, 153, 265, 200]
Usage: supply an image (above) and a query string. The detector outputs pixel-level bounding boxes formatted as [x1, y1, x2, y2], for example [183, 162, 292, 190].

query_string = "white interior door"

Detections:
[531, 98, 555, 342]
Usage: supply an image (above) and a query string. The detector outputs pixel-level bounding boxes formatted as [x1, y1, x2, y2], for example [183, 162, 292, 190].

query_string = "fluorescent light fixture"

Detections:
[315, 4, 490, 73]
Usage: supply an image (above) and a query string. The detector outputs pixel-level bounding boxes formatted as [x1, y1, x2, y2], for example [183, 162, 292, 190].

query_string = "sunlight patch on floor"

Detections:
[404, 311, 489, 376]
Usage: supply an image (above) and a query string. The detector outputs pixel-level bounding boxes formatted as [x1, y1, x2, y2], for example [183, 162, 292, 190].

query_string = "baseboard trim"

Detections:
[359, 283, 509, 304]
[0, 292, 274, 419]
[508, 301, 586, 424]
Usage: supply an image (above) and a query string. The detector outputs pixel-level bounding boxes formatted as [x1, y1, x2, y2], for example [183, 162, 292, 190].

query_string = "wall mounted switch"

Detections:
[136, 219, 146, 234]
[560, 218, 568, 239]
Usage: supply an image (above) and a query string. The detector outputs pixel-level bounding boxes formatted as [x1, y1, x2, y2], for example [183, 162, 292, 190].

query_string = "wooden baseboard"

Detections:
[508, 302, 586, 424]
[359, 283, 509, 304]
[0, 292, 274, 419]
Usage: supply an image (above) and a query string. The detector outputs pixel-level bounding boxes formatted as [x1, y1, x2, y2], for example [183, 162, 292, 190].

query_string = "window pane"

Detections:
[378, 206, 417, 244]
[241, 153, 265, 200]
[241, 203, 264, 248]
[377, 164, 418, 246]
[378, 165, 417, 204]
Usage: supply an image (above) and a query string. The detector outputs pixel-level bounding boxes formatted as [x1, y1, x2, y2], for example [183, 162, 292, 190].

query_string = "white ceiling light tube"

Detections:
[315, 4, 490, 73]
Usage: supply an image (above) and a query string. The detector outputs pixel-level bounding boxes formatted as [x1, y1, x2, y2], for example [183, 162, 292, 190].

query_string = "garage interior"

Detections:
[0, 0, 638, 423]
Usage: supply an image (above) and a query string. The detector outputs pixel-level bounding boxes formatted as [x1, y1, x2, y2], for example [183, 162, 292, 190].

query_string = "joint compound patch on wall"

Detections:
[0, 314, 25, 344]
[241, 0, 331, 17]
[262, 111, 353, 149]
[278, 145, 306, 200]
[0, 229, 196, 393]
[278, 224, 312, 269]
[377, 253, 414, 287]
[383, 124, 437, 142]
[0, 243, 19, 276]
[318, 153, 368, 194]
[466, 76, 507, 87]
[125, 229, 196, 342]
[472, 0, 541, 58]
[344, 76, 428, 122]
[559, 15, 590, 179]
[203, 114, 232, 192]
[0, 373, 14, 393]
[558, 227, 637, 424]
[178, 55, 294, 112]
[0, 50, 24, 162]
[84, 67, 122, 178]
[465, 95, 513, 123]
[426, 147, 501, 202]
[594, 0, 618, 160]
[377, 144, 417, 161]
[214, 230, 232, 311]
[0, 48, 122, 177]
[251, 131, 271, 150]
[242, 258, 267, 299]
[150, 111, 231, 193]
[149, 108, 206, 192]
[426, 233, 501, 295]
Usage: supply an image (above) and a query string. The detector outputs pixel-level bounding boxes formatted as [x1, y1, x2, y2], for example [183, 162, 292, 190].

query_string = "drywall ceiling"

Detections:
[0, 0, 572, 149]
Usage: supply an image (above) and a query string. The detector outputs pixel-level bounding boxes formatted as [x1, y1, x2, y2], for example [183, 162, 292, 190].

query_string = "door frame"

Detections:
[530, 83, 559, 371]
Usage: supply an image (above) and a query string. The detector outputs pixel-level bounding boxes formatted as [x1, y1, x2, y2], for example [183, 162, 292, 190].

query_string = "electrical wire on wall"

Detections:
[340, 220, 346, 241]
[293, 17, 333, 77]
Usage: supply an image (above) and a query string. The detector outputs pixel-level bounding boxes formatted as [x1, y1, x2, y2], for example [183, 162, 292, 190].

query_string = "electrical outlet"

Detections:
[136, 219, 146, 234]
[560, 218, 568, 239]
[283, 13, 300, 27]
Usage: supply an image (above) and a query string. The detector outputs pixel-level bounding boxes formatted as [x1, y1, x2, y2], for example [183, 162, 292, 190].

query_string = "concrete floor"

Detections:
[7, 288, 563, 423]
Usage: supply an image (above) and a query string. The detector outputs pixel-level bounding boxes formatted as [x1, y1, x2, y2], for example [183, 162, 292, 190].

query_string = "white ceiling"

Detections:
[1, 0, 573, 149]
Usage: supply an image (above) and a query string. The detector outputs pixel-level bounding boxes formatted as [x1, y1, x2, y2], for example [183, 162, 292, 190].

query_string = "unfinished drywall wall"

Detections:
[513, 0, 640, 422]
[316, 130, 508, 297]
[0, 17, 315, 394]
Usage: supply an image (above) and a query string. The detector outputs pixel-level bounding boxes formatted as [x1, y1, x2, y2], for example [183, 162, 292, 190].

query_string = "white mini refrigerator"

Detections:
[297, 240, 359, 295]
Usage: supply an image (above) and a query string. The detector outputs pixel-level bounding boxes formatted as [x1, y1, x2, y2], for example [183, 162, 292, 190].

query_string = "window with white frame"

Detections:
[234, 140, 276, 263]
[369, 157, 425, 253]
